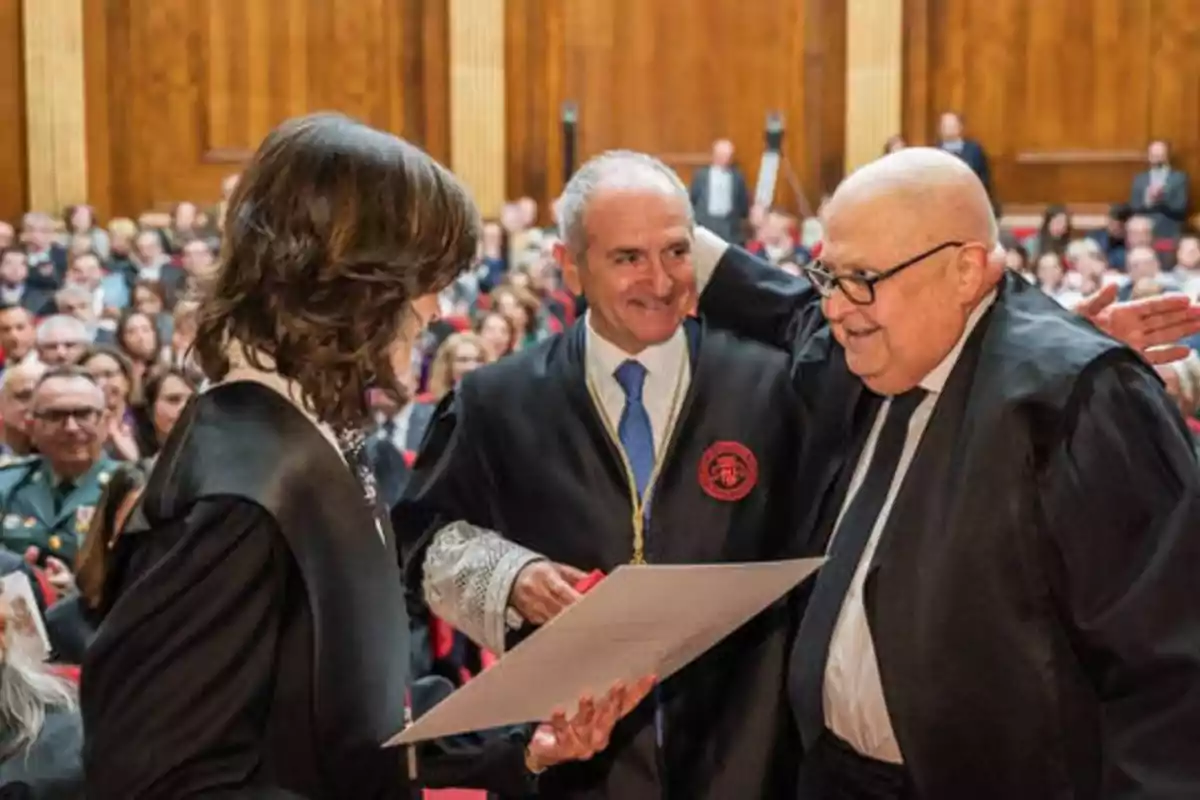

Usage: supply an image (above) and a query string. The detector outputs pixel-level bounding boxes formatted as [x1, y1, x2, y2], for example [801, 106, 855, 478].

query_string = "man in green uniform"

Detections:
[0, 366, 118, 567]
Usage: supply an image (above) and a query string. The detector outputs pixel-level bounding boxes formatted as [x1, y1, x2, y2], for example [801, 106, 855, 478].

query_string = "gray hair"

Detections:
[54, 284, 92, 310]
[0, 644, 77, 759]
[554, 150, 692, 263]
[20, 212, 53, 230]
[35, 314, 90, 345]
[0, 361, 46, 396]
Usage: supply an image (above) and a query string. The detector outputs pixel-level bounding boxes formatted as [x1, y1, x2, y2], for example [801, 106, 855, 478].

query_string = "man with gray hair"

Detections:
[0, 360, 46, 460]
[397, 149, 809, 798]
[34, 316, 90, 368]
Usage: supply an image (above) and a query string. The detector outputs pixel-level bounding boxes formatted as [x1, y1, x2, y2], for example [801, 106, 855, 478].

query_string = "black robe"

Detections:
[397, 317, 808, 800]
[702, 246, 1200, 798]
[80, 381, 534, 799]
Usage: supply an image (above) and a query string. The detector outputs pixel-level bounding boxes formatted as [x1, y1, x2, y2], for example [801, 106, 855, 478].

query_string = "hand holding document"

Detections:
[390, 557, 822, 746]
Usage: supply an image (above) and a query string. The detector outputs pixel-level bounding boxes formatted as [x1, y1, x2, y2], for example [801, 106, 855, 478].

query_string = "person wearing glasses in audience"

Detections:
[692, 147, 1200, 798]
[0, 368, 116, 571]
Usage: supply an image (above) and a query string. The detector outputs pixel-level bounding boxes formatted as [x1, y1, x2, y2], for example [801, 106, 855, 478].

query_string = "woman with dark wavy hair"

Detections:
[80, 113, 650, 800]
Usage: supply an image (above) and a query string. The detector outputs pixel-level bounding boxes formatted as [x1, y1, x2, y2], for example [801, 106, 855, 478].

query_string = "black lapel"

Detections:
[799, 349, 878, 553]
[655, 316, 711, 473]
[556, 321, 630, 489]
[862, 297, 995, 766]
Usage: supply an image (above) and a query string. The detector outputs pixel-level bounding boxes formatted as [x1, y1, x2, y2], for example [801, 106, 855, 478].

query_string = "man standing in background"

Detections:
[689, 138, 751, 245]
[1130, 139, 1190, 239]
[936, 112, 991, 199]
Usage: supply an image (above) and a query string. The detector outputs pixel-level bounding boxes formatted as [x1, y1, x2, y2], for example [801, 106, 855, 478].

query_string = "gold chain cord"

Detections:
[582, 354, 689, 565]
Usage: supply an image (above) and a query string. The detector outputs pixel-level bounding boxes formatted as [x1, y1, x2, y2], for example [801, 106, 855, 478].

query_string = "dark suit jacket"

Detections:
[702, 245, 1200, 799]
[1130, 168, 1190, 238]
[939, 139, 991, 194]
[0, 709, 84, 799]
[24, 246, 68, 292]
[406, 402, 435, 453]
[397, 318, 807, 800]
[689, 166, 752, 244]
[8, 285, 56, 317]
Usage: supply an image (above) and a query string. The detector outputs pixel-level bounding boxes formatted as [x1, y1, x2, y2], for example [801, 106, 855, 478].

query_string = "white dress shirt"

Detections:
[706, 167, 734, 218]
[378, 403, 415, 453]
[584, 311, 690, 456]
[823, 291, 995, 763]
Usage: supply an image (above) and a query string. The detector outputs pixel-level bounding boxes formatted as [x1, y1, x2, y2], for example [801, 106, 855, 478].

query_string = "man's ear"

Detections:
[554, 241, 582, 295]
[956, 243, 991, 303]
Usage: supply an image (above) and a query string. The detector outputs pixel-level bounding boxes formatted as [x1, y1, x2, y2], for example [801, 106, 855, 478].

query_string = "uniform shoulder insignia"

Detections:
[0, 454, 37, 470]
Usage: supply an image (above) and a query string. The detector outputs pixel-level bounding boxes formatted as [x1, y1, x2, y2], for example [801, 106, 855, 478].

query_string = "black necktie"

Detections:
[793, 388, 927, 747]
[55, 481, 75, 514]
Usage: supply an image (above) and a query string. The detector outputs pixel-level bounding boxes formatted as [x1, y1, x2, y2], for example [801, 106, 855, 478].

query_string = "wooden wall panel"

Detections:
[0, 1, 27, 224]
[84, 0, 450, 220]
[449, 0, 506, 217]
[904, 0, 1200, 207]
[506, 0, 847, 222]
[23, 0, 88, 216]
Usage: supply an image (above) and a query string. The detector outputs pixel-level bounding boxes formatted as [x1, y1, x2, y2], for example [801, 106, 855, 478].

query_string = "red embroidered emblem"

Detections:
[698, 441, 758, 502]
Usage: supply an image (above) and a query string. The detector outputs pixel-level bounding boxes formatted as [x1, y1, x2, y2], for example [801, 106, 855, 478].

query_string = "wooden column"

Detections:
[22, 0, 88, 214]
[449, 0, 506, 217]
[844, 0, 903, 174]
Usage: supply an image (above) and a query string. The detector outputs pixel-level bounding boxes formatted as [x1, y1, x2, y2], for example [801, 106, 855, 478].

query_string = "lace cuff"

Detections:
[422, 521, 544, 655]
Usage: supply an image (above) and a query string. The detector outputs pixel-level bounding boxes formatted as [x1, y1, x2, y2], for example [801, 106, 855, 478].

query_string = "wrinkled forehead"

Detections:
[35, 377, 103, 409]
[820, 195, 924, 270]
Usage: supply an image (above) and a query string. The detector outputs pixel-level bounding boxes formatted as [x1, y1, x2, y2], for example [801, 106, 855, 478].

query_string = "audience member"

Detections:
[1130, 139, 1190, 238]
[689, 138, 752, 244]
[34, 316, 89, 368]
[0, 368, 115, 582]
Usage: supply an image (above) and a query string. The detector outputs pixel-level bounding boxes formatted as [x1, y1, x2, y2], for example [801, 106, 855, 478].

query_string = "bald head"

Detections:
[815, 148, 1000, 396]
[826, 147, 996, 250]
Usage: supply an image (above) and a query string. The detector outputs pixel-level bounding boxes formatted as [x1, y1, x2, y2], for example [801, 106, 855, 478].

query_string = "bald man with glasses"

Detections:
[693, 147, 1200, 799]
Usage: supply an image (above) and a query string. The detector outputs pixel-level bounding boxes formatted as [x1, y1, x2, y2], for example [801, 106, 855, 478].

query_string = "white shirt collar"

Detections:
[584, 311, 687, 382]
[918, 289, 996, 394]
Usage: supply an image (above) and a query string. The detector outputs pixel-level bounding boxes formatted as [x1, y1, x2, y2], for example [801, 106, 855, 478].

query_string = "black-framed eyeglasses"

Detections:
[803, 240, 965, 305]
[32, 407, 104, 427]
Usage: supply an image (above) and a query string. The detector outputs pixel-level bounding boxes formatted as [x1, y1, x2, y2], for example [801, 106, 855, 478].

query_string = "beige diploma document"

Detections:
[389, 557, 823, 746]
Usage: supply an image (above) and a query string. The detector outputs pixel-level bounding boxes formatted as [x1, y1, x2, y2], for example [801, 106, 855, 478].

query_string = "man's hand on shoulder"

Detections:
[510, 560, 587, 624]
[1075, 284, 1200, 364]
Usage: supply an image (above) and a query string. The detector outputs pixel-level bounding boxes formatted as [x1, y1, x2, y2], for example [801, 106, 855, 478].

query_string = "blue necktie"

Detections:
[614, 359, 667, 749]
[614, 360, 654, 498]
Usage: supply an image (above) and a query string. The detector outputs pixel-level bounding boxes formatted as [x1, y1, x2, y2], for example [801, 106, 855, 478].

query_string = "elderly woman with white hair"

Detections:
[0, 585, 84, 797]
